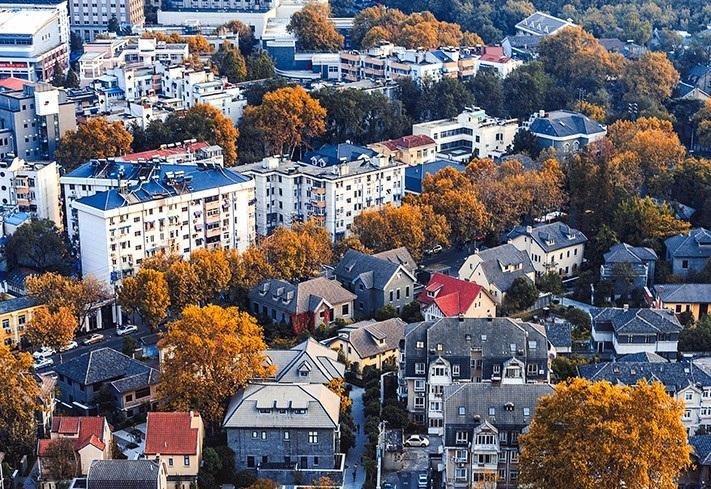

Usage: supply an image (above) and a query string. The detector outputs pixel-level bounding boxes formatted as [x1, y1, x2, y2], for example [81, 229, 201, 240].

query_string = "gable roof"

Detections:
[604, 243, 657, 264]
[325, 318, 406, 359]
[265, 337, 345, 384]
[372, 247, 417, 275]
[578, 359, 711, 393]
[467, 243, 536, 291]
[334, 249, 415, 291]
[544, 320, 572, 349]
[55, 348, 157, 386]
[589, 307, 682, 335]
[515, 11, 575, 36]
[404, 159, 467, 194]
[664, 228, 711, 259]
[655, 283, 711, 304]
[507, 222, 587, 253]
[249, 277, 356, 315]
[87, 460, 163, 489]
[144, 412, 201, 456]
[40, 416, 107, 456]
[528, 110, 606, 138]
[376, 134, 436, 151]
[416, 273, 485, 317]
[690, 435, 711, 466]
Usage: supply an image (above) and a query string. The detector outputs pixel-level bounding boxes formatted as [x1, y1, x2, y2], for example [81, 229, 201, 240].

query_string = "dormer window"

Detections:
[416, 341, 424, 349]
[436, 343, 443, 351]
[258, 408, 272, 414]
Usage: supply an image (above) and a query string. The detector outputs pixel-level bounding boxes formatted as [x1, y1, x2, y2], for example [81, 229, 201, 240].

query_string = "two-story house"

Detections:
[416, 273, 496, 320]
[458, 244, 536, 305]
[54, 348, 159, 417]
[600, 243, 658, 296]
[223, 383, 344, 486]
[653, 283, 711, 321]
[578, 354, 711, 435]
[144, 411, 205, 489]
[506, 222, 587, 278]
[665, 228, 711, 278]
[442, 382, 553, 489]
[333, 248, 417, 318]
[400, 317, 550, 432]
[522, 109, 607, 154]
[38, 416, 112, 487]
[249, 277, 356, 334]
[263, 338, 345, 384]
[590, 306, 683, 360]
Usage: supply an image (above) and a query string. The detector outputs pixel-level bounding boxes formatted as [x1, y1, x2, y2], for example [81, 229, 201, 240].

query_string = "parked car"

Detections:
[33, 346, 54, 360]
[425, 245, 443, 255]
[60, 340, 78, 352]
[83, 333, 104, 345]
[33, 357, 54, 370]
[404, 435, 430, 447]
[418, 473, 428, 488]
[116, 324, 138, 336]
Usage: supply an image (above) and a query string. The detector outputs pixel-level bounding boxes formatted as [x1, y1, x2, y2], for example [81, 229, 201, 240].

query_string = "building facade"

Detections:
[0, 295, 40, 347]
[71, 0, 145, 41]
[506, 222, 587, 278]
[664, 228, 711, 278]
[522, 110, 607, 153]
[0, 156, 61, 224]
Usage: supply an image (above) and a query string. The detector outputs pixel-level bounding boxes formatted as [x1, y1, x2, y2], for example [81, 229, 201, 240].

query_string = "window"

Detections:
[527, 363, 538, 375]
[342, 304, 349, 315]
[284, 431, 290, 440]
[247, 456, 255, 468]
[416, 341, 424, 349]
[510, 451, 519, 463]
[252, 431, 258, 439]
[184, 456, 190, 466]
[492, 364, 500, 374]
[452, 365, 460, 376]
[499, 431, 507, 443]
[455, 449, 467, 462]
[455, 431, 469, 444]
[414, 379, 425, 392]
[458, 406, 466, 415]
[523, 408, 530, 416]
[455, 468, 467, 480]
[686, 392, 694, 401]
[682, 260, 689, 269]
[309, 431, 318, 443]
[261, 432, 267, 440]
[528, 340, 537, 349]
[415, 362, 425, 374]
[414, 396, 425, 408]
[488, 407, 496, 416]
[684, 409, 692, 419]
[168, 458, 174, 466]
[477, 434, 495, 445]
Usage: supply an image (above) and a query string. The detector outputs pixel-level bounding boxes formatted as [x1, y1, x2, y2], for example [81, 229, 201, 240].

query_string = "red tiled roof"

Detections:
[0, 77, 29, 91]
[41, 416, 107, 456]
[119, 141, 209, 161]
[416, 273, 483, 317]
[479, 46, 510, 63]
[144, 412, 200, 456]
[379, 134, 436, 151]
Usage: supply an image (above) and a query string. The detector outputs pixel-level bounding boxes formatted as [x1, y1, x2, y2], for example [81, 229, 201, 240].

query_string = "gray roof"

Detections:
[528, 110, 606, 138]
[655, 283, 711, 304]
[616, 352, 668, 363]
[249, 277, 356, 315]
[665, 228, 711, 259]
[55, 348, 157, 386]
[265, 338, 345, 384]
[690, 435, 711, 465]
[324, 318, 406, 359]
[87, 460, 163, 489]
[223, 383, 340, 430]
[502, 34, 542, 50]
[470, 243, 535, 291]
[589, 307, 682, 335]
[372, 247, 417, 276]
[443, 383, 553, 444]
[544, 320, 572, 349]
[334, 249, 415, 291]
[515, 11, 574, 36]
[110, 369, 160, 394]
[578, 359, 711, 394]
[507, 222, 587, 253]
[604, 243, 657, 264]
[0, 295, 39, 314]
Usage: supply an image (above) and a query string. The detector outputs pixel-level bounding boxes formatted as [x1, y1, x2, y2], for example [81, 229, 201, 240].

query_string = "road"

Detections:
[344, 385, 366, 489]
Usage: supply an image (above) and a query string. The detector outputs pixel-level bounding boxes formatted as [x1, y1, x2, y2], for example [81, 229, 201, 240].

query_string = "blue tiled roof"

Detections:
[578, 359, 711, 394]
[529, 110, 606, 138]
[0, 295, 39, 314]
[303, 143, 378, 166]
[405, 159, 467, 194]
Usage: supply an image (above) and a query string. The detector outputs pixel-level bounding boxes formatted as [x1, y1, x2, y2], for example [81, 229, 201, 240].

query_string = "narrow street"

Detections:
[344, 385, 366, 489]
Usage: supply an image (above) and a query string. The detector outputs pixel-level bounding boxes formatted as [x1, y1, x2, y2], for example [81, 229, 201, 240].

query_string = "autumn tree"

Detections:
[622, 51, 679, 106]
[165, 260, 201, 313]
[158, 305, 273, 426]
[519, 378, 690, 489]
[225, 246, 274, 306]
[4, 218, 71, 273]
[612, 196, 690, 247]
[574, 100, 606, 123]
[244, 86, 326, 157]
[327, 378, 352, 415]
[187, 34, 212, 54]
[0, 345, 40, 463]
[334, 235, 371, 259]
[55, 118, 132, 170]
[211, 42, 247, 83]
[260, 220, 333, 281]
[287, 3, 344, 51]
[694, 100, 711, 148]
[118, 269, 170, 329]
[42, 438, 79, 481]
[190, 249, 231, 304]
[25, 306, 77, 358]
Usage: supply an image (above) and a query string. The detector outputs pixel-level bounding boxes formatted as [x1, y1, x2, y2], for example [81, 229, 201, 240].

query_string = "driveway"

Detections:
[344, 385, 365, 489]
[558, 296, 594, 314]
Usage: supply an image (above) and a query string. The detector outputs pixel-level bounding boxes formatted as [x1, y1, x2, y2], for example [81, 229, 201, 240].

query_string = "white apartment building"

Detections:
[71, 0, 145, 42]
[72, 161, 255, 284]
[0, 156, 61, 225]
[238, 144, 406, 241]
[506, 222, 587, 278]
[412, 107, 519, 161]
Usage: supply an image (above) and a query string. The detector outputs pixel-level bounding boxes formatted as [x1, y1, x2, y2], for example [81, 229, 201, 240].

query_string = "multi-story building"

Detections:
[71, 0, 145, 42]
[590, 306, 683, 360]
[0, 295, 40, 347]
[71, 159, 255, 284]
[239, 144, 406, 241]
[368, 134, 436, 166]
[514, 11, 575, 37]
[0, 7, 68, 81]
[264, 337, 345, 384]
[600, 242, 658, 295]
[664, 228, 711, 278]
[522, 110, 607, 154]
[0, 156, 61, 224]
[0, 82, 76, 160]
[653, 283, 711, 321]
[400, 317, 550, 433]
[442, 382, 553, 489]
[506, 222, 587, 278]
[223, 382, 345, 486]
[412, 107, 519, 161]
[416, 273, 496, 320]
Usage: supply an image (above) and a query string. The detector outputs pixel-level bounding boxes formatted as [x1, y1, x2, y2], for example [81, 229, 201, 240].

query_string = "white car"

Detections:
[425, 245, 443, 255]
[33, 357, 54, 369]
[83, 333, 105, 345]
[116, 324, 138, 336]
[33, 346, 54, 360]
[404, 435, 430, 447]
[418, 473, 428, 488]
[61, 340, 78, 352]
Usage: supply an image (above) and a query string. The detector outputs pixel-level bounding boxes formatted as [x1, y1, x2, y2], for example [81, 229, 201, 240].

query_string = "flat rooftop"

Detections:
[0, 8, 56, 35]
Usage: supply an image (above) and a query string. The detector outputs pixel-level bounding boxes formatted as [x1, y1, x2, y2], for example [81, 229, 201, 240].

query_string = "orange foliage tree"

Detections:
[287, 3, 344, 51]
[55, 118, 132, 170]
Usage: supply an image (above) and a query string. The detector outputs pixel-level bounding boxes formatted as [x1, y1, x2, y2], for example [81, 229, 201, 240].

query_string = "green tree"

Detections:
[511, 129, 540, 157]
[107, 15, 120, 33]
[4, 218, 71, 273]
[211, 42, 247, 83]
[419, 78, 474, 121]
[64, 69, 79, 88]
[502, 62, 555, 120]
[400, 301, 423, 323]
[246, 51, 275, 80]
[612, 196, 690, 247]
[51, 61, 65, 87]
[679, 315, 711, 352]
[466, 70, 504, 118]
[537, 272, 564, 295]
[503, 277, 538, 313]
[375, 304, 397, 321]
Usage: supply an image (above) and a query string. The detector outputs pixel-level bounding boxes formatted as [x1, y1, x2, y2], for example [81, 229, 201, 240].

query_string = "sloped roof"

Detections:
[544, 321, 572, 349]
[334, 249, 415, 291]
[223, 383, 340, 429]
[249, 277, 355, 315]
[87, 460, 163, 489]
[265, 337, 345, 383]
[578, 359, 711, 393]
[665, 228, 711, 259]
[528, 110, 606, 138]
[655, 283, 711, 304]
[604, 243, 657, 264]
[590, 307, 682, 335]
[373, 247, 417, 275]
[0, 295, 39, 314]
[109, 369, 159, 394]
[416, 273, 485, 317]
[40, 416, 107, 456]
[616, 352, 668, 363]
[515, 11, 575, 36]
[690, 435, 711, 466]
[325, 318, 406, 359]
[303, 143, 379, 166]
[507, 222, 587, 253]
[470, 243, 535, 291]
[404, 159, 467, 194]
[144, 412, 201, 456]
[377, 134, 436, 151]
[55, 348, 157, 386]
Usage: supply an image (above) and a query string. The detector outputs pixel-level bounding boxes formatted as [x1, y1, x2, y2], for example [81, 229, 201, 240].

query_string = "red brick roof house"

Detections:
[417, 273, 496, 321]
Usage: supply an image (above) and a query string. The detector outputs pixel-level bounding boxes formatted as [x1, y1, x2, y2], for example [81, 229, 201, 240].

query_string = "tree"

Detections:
[187, 35, 212, 55]
[211, 42, 247, 83]
[312, 476, 336, 488]
[511, 129, 540, 157]
[190, 249, 231, 304]
[612, 196, 690, 247]
[400, 301, 424, 323]
[574, 100, 606, 123]
[64, 69, 79, 89]
[622, 51, 679, 106]
[42, 438, 79, 481]
[519, 378, 690, 489]
[25, 306, 76, 359]
[502, 62, 555, 120]
[107, 14, 120, 32]
[215, 20, 255, 56]
[246, 51, 275, 80]
[287, 3, 344, 51]
[260, 220, 333, 281]
[4, 218, 71, 273]
[375, 304, 397, 321]
[158, 305, 273, 426]
[537, 272, 563, 295]
[165, 260, 201, 313]
[164, 104, 239, 166]
[247, 480, 278, 489]
[467, 70, 504, 118]
[225, 246, 274, 306]
[694, 100, 711, 148]
[333, 235, 370, 259]
[679, 315, 711, 352]
[327, 378, 352, 415]
[56, 118, 132, 170]
[118, 269, 170, 329]
[51, 61, 65, 87]
[244, 86, 326, 157]
[418, 78, 474, 121]
[503, 277, 538, 313]
[0, 345, 40, 464]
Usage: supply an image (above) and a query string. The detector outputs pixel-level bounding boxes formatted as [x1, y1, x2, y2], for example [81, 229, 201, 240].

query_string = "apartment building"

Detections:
[0, 156, 61, 224]
[71, 159, 255, 284]
[0, 295, 40, 348]
[0, 82, 76, 161]
[506, 222, 587, 278]
[238, 144, 406, 241]
[368, 134, 436, 166]
[412, 107, 519, 161]
[400, 317, 550, 434]
[0, 7, 68, 82]
[71, 0, 145, 42]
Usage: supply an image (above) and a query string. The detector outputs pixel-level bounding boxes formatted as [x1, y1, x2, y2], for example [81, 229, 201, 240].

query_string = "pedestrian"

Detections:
[353, 467, 357, 482]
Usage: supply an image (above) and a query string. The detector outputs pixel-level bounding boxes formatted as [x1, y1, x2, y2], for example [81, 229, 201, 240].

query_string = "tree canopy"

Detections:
[5, 218, 71, 274]
[288, 3, 344, 51]
[55, 118, 133, 170]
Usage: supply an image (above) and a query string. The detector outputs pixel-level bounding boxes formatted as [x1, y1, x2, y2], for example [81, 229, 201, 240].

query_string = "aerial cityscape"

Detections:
[0, 0, 710, 488]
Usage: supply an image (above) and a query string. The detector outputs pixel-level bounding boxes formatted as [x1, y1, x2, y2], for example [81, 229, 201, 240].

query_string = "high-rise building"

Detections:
[0, 156, 61, 225]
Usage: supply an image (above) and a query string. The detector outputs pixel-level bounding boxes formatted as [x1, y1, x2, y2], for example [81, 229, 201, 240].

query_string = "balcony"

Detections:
[312, 187, 326, 195]
[311, 199, 326, 209]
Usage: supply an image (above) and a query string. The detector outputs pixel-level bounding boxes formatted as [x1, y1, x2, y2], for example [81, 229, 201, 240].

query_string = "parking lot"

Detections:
[382, 435, 442, 489]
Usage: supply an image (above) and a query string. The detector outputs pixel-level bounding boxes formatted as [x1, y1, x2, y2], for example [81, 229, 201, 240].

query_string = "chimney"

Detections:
[525, 225, 533, 234]
[458, 313, 465, 322]
[623, 304, 629, 312]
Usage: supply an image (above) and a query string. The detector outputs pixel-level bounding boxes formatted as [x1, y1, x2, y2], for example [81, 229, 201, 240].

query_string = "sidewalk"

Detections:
[343, 385, 366, 489]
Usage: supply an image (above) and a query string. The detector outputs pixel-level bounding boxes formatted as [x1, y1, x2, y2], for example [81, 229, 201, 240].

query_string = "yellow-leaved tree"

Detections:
[55, 118, 133, 170]
[519, 378, 690, 489]
[25, 306, 77, 361]
[117, 268, 170, 329]
[327, 378, 352, 415]
[158, 305, 274, 426]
